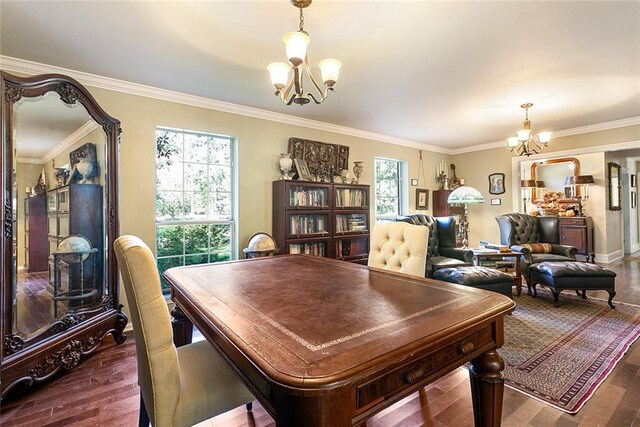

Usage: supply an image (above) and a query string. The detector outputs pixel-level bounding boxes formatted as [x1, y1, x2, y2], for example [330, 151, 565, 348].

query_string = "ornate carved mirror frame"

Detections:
[1, 72, 127, 399]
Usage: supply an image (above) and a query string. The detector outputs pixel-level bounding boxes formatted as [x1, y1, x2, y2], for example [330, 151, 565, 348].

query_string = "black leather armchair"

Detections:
[396, 214, 473, 278]
[496, 213, 578, 289]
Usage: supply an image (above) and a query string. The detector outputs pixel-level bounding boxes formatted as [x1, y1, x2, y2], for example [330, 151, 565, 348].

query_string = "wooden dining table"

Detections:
[165, 255, 515, 426]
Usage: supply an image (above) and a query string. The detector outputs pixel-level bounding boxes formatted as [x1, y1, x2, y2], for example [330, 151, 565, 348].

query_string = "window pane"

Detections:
[209, 224, 231, 252]
[209, 165, 231, 192]
[157, 225, 184, 257]
[156, 191, 186, 221]
[375, 158, 402, 217]
[183, 191, 208, 221]
[156, 130, 183, 167]
[209, 138, 231, 165]
[184, 133, 209, 163]
[184, 224, 209, 254]
[156, 160, 183, 191]
[209, 192, 232, 220]
[185, 163, 208, 192]
[185, 254, 209, 265]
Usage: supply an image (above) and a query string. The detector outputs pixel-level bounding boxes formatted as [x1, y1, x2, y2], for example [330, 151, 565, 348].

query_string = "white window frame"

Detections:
[374, 157, 409, 222]
[155, 127, 238, 289]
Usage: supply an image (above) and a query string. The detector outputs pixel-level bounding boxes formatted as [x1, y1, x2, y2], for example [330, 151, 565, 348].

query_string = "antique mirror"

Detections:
[1, 72, 127, 399]
[608, 162, 622, 210]
[531, 157, 580, 200]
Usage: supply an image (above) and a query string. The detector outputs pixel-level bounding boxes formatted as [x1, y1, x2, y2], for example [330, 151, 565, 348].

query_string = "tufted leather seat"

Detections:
[496, 213, 578, 292]
[396, 214, 473, 278]
[368, 222, 428, 277]
[529, 261, 616, 308]
[433, 266, 513, 298]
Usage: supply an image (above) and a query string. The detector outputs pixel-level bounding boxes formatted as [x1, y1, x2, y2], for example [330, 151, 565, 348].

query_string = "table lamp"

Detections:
[564, 175, 595, 215]
[447, 186, 484, 248]
[521, 179, 545, 214]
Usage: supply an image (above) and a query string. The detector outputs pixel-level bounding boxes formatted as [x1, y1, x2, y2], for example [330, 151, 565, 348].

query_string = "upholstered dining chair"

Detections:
[114, 235, 254, 427]
[368, 222, 429, 277]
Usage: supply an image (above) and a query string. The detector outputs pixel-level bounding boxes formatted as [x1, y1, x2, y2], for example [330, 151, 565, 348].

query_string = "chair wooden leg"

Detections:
[139, 393, 150, 427]
[245, 402, 253, 411]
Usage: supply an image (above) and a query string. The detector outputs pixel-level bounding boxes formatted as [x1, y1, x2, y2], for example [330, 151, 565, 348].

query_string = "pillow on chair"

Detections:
[518, 243, 553, 253]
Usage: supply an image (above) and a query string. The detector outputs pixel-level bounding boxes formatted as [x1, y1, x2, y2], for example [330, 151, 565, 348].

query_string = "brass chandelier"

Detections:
[267, 0, 342, 105]
[507, 103, 552, 157]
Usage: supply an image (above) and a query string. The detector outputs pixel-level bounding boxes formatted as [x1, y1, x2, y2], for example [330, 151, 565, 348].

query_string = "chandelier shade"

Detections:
[507, 103, 552, 157]
[267, 0, 341, 106]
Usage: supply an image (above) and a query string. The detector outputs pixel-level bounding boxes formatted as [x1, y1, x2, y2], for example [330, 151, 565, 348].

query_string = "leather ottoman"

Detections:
[433, 266, 513, 298]
[529, 261, 617, 308]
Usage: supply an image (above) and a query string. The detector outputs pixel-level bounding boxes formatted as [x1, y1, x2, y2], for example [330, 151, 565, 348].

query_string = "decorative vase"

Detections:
[279, 153, 293, 180]
[76, 158, 94, 184]
[353, 161, 364, 184]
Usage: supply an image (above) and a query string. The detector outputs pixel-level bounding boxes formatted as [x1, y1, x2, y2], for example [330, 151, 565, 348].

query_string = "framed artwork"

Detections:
[294, 158, 312, 181]
[488, 173, 505, 195]
[633, 191, 637, 209]
[411, 179, 418, 186]
[491, 198, 501, 206]
[416, 189, 429, 210]
[632, 174, 637, 188]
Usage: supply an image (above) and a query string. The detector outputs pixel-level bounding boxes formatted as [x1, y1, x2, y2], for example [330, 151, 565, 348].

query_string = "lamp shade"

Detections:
[507, 137, 519, 148]
[565, 175, 595, 186]
[521, 179, 537, 188]
[318, 58, 342, 86]
[447, 186, 485, 205]
[267, 62, 291, 89]
[537, 132, 552, 144]
[283, 31, 310, 66]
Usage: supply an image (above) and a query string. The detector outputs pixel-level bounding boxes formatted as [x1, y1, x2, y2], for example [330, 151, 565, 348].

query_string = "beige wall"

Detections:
[87, 86, 451, 256]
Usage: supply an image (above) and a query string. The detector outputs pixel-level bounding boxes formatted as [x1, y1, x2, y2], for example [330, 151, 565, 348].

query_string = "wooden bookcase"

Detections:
[273, 181, 370, 263]
[433, 189, 464, 247]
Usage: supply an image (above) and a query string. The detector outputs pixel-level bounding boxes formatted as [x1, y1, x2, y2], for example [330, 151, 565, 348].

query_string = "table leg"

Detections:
[469, 349, 505, 427]
[514, 256, 522, 297]
[171, 306, 193, 347]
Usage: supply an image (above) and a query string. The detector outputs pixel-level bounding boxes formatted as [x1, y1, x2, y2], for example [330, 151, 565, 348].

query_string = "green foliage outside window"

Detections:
[375, 159, 401, 217]
[156, 128, 234, 293]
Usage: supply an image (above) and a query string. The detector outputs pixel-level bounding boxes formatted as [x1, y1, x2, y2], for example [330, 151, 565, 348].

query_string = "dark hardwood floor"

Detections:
[1, 256, 639, 426]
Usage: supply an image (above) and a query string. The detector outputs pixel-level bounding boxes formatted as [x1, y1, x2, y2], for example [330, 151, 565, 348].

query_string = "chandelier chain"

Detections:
[299, 8, 304, 31]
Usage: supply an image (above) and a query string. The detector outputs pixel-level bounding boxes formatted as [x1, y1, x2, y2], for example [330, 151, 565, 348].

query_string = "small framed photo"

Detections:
[411, 179, 418, 186]
[488, 172, 505, 195]
[632, 191, 637, 209]
[632, 174, 637, 188]
[294, 158, 312, 181]
[416, 189, 429, 210]
[491, 198, 502, 206]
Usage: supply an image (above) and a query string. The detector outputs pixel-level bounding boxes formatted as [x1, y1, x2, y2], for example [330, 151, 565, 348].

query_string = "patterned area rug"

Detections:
[501, 289, 640, 413]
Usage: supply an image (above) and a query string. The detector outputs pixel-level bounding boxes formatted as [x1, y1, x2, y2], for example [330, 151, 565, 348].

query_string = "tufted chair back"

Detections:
[395, 214, 439, 256]
[496, 213, 560, 246]
[368, 222, 428, 277]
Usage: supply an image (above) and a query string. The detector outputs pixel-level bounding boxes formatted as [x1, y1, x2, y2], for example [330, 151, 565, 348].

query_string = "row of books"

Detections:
[335, 214, 367, 232]
[336, 238, 368, 258]
[289, 242, 327, 256]
[335, 189, 367, 208]
[290, 215, 328, 235]
[289, 188, 328, 207]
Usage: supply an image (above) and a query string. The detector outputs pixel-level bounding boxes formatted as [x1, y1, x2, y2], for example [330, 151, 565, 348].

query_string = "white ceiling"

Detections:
[1, 1, 639, 150]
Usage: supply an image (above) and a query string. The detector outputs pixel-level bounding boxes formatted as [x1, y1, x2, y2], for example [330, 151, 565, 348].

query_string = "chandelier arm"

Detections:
[304, 56, 328, 101]
[305, 92, 324, 104]
[282, 73, 295, 102]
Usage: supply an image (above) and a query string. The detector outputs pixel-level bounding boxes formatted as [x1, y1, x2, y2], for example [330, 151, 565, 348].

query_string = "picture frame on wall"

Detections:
[632, 174, 637, 188]
[294, 158, 312, 181]
[491, 198, 501, 206]
[416, 189, 429, 210]
[633, 191, 637, 209]
[488, 173, 505, 195]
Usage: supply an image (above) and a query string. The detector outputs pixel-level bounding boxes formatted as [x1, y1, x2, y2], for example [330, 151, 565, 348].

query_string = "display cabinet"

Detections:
[559, 216, 594, 262]
[273, 181, 370, 263]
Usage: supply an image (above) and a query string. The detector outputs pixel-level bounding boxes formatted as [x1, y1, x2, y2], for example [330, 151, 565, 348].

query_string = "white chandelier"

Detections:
[507, 103, 552, 157]
[267, 0, 341, 105]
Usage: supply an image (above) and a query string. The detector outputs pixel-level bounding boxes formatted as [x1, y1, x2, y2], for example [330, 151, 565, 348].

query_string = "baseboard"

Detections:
[595, 250, 624, 264]
[630, 243, 640, 254]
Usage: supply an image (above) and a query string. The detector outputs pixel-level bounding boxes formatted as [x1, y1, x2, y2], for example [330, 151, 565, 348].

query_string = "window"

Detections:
[374, 157, 408, 221]
[155, 127, 236, 292]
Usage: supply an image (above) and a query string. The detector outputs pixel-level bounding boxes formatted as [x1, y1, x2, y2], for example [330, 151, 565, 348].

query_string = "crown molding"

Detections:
[42, 120, 99, 164]
[3, 56, 636, 157]
[0, 56, 449, 154]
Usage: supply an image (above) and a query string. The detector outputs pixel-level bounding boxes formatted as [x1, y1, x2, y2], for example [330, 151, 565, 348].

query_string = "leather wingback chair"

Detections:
[396, 214, 473, 278]
[496, 213, 578, 289]
[114, 236, 253, 427]
[368, 222, 428, 277]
